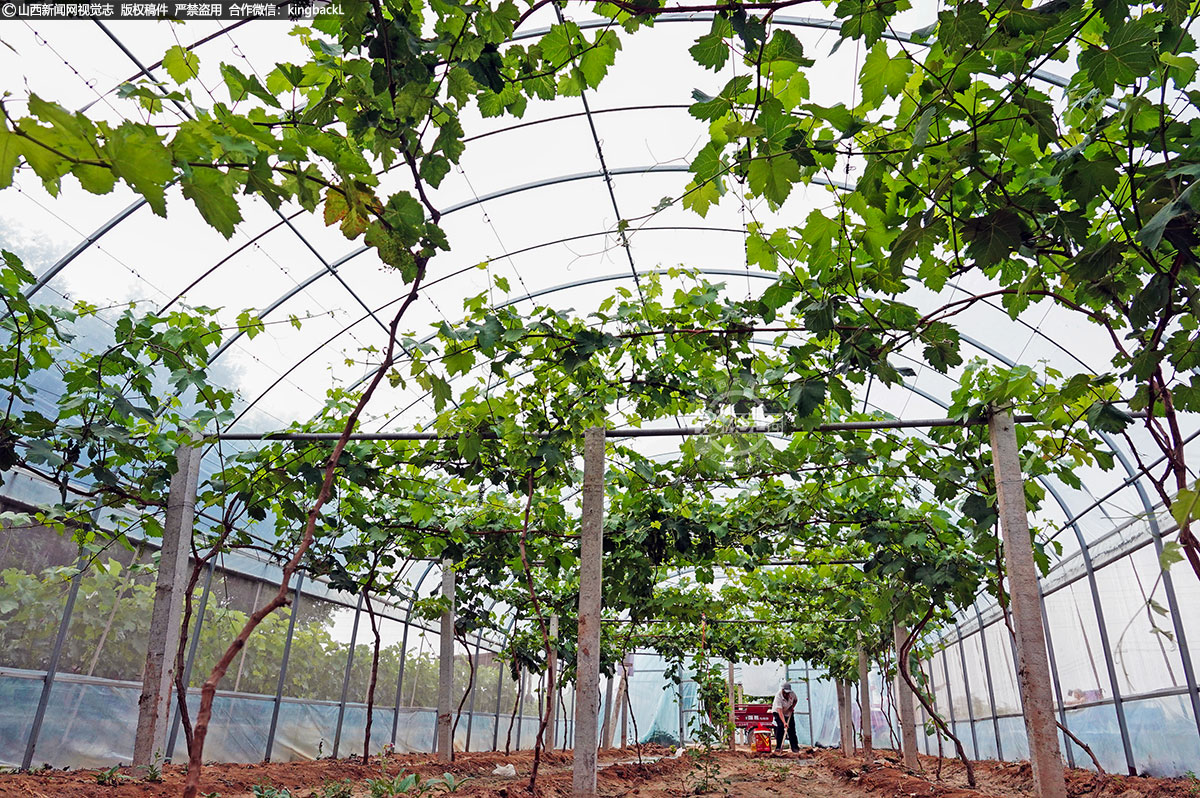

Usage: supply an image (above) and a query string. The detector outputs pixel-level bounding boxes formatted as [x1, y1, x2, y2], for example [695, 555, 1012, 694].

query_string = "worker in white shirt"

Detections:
[771, 682, 800, 752]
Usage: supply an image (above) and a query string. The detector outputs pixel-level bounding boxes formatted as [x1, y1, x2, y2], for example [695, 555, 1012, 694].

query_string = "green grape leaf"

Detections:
[747, 155, 801, 206]
[1078, 18, 1159, 93]
[162, 45, 200, 84]
[859, 43, 911, 106]
[689, 16, 732, 70]
[181, 170, 242, 239]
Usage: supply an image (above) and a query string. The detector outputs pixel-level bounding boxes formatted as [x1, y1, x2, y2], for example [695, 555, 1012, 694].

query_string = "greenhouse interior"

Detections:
[1, 0, 1200, 796]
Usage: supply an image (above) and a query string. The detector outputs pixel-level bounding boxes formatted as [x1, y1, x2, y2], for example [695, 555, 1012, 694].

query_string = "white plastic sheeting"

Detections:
[0, 667, 547, 768]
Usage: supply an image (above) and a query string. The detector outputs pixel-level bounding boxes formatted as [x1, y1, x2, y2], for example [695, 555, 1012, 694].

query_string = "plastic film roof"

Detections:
[1, 6, 1196, 611]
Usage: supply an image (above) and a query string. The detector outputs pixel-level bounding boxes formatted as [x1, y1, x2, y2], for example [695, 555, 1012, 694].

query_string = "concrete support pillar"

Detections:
[989, 407, 1067, 798]
[727, 661, 736, 751]
[492, 645, 507, 752]
[133, 434, 201, 766]
[435, 559, 455, 762]
[516, 668, 527, 749]
[619, 667, 629, 748]
[600, 675, 615, 750]
[571, 426, 606, 797]
[893, 622, 919, 769]
[677, 681, 686, 746]
[858, 641, 873, 763]
[547, 614, 559, 748]
[837, 680, 855, 756]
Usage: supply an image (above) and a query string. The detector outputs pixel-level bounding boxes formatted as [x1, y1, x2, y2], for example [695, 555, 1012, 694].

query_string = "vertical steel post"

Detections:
[989, 407, 1067, 798]
[264, 571, 304, 763]
[392, 613, 413, 743]
[972, 605, 1004, 761]
[465, 631, 483, 752]
[858, 641, 873, 762]
[1108, 448, 1200, 746]
[1038, 589, 1077, 769]
[953, 625, 980, 759]
[21, 551, 87, 769]
[133, 434, 202, 766]
[435, 560, 456, 761]
[332, 591, 364, 758]
[1042, 483, 1128, 771]
[937, 645, 962, 755]
[806, 663, 814, 746]
[392, 561, 434, 747]
[166, 559, 215, 762]
[572, 426, 606, 798]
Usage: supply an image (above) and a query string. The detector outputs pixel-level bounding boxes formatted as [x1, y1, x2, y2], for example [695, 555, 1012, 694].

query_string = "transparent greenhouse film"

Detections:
[3, 0, 1200, 793]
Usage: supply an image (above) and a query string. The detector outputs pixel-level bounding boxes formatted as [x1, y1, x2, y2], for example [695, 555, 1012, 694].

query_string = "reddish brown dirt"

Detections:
[0, 745, 1194, 798]
[813, 747, 1197, 798]
[904, 750, 1200, 798]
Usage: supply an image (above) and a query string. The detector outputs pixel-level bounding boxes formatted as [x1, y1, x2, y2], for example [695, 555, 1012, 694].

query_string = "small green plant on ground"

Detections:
[319, 779, 354, 798]
[95, 765, 126, 786]
[685, 719, 730, 795]
[366, 771, 418, 798]
[142, 754, 163, 783]
[757, 761, 791, 782]
[251, 783, 294, 798]
[437, 773, 473, 793]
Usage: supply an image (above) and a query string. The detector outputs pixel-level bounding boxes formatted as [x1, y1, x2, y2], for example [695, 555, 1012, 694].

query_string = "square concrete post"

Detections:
[600, 675, 615, 749]
[837, 680, 855, 756]
[435, 559, 455, 762]
[858, 640, 873, 763]
[727, 661, 736, 750]
[546, 614, 560, 748]
[133, 433, 202, 766]
[893, 622, 920, 769]
[989, 407, 1067, 798]
[572, 426, 605, 798]
[619, 665, 629, 748]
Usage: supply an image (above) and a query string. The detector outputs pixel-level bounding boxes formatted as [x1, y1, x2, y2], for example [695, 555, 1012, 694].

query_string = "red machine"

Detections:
[733, 703, 773, 730]
[733, 703, 773, 750]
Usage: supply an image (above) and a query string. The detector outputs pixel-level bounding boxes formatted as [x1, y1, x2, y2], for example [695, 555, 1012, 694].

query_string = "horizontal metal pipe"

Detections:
[215, 412, 1145, 441]
[601, 617, 857, 624]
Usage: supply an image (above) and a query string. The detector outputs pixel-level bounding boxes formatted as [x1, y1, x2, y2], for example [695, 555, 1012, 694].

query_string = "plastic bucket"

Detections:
[752, 727, 772, 753]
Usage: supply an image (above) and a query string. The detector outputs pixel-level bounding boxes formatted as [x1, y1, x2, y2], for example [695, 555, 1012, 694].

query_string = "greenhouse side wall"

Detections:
[0, 505, 550, 768]
[6, 479, 1200, 774]
[924, 504, 1200, 777]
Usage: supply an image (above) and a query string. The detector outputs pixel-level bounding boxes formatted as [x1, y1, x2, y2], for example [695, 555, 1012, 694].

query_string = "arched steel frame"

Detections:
[11, 8, 1195, 772]
[175, 257, 1195, 770]
[28, 10, 1110, 308]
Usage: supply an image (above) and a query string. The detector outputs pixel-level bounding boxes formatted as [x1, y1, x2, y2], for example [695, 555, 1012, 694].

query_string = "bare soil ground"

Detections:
[0, 744, 1195, 798]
